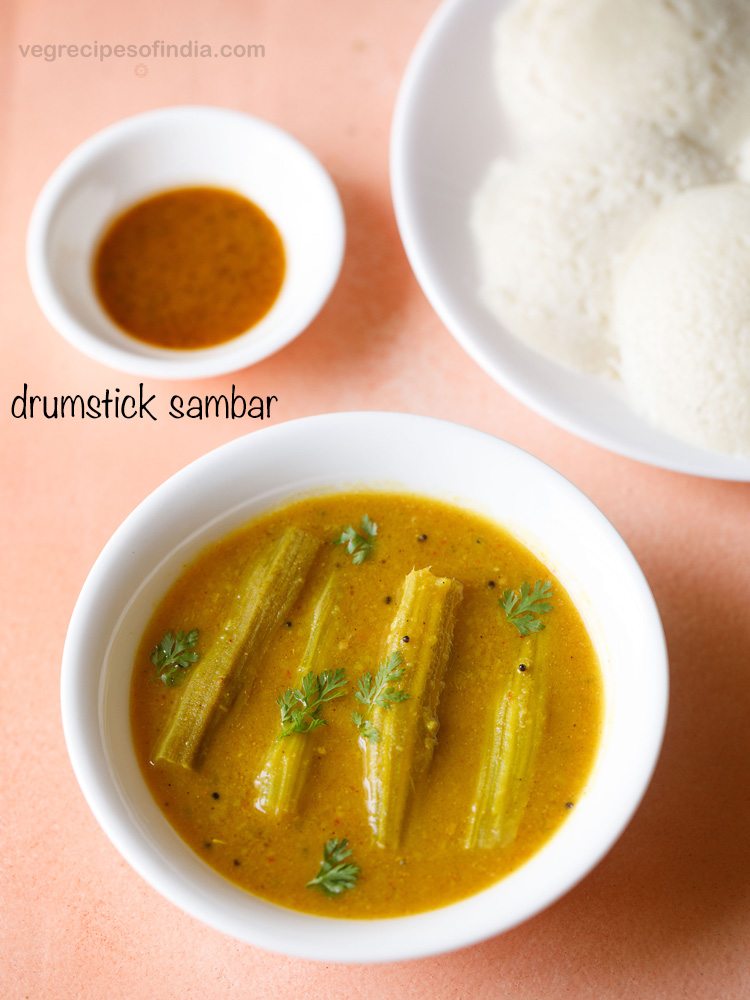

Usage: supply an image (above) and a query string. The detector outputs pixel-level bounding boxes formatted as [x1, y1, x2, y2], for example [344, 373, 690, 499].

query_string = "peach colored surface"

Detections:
[2, 1, 749, 997]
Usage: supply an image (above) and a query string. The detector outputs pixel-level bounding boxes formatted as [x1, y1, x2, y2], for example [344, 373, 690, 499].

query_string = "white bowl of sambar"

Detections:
[61, 412, 668, 961]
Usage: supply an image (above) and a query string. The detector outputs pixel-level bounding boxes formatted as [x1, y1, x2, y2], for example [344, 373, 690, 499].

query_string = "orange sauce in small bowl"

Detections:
[93, 187, 285, 350]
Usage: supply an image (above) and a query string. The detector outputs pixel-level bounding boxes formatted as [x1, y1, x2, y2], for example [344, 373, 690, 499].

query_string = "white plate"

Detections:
[390, 0, 750, 481]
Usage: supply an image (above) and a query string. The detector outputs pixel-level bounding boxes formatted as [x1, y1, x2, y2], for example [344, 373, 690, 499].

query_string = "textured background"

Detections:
[2, 1, 749, 997]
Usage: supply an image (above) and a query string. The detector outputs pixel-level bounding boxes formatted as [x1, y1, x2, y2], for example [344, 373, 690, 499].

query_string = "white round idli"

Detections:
[472, 123, 726, 375]
[495, 0, 750, 154]
[614, 184, 750, 456]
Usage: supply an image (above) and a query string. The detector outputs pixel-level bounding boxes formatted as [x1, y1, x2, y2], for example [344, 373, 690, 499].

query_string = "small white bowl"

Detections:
[61, 412, 668, 962]
[27, 106, 345, 379]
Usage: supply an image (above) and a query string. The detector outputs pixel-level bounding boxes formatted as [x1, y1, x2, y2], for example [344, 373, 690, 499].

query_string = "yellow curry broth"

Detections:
[131, 493, 602, 917]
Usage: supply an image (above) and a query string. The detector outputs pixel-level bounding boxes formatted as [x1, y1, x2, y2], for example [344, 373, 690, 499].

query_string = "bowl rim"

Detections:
[60, 411, 669, 962]
[26, 104, 345, 379]
[389, 0, 750, 482]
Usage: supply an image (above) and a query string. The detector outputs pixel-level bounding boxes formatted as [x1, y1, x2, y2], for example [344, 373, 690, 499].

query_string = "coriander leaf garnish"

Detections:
[500, 581, 553, 636]
[278, 668, 348, 738]
[151, 628, 200, 686]
[352, 650, 409, 742]
[351, 712, 380, 743]
[356, 650, 409, 708]
[336, 514, 378, 565]
[306, 837, 360, 896]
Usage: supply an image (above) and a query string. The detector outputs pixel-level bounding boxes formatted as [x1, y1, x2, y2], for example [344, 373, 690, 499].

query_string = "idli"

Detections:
[614, 184, 750, 455]
[472, 123, 725, 374]
[495, 0, 750, 155]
